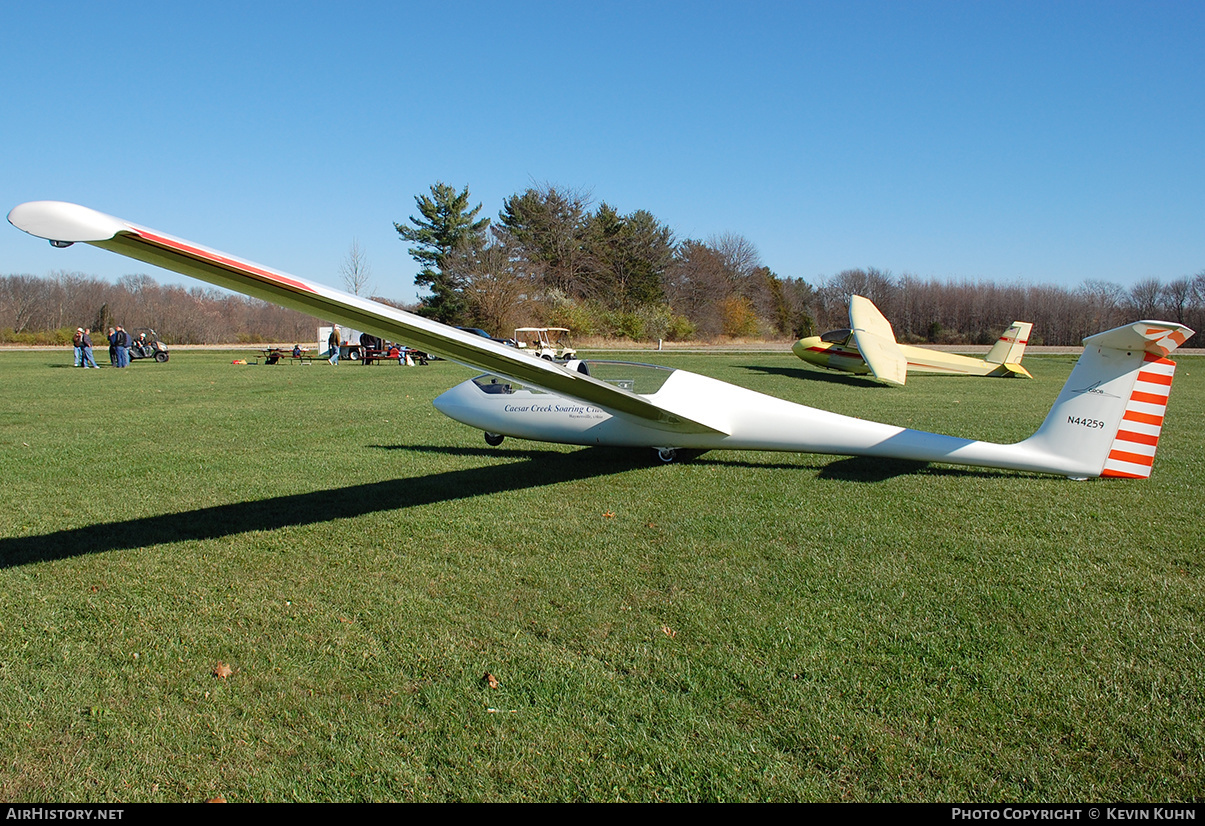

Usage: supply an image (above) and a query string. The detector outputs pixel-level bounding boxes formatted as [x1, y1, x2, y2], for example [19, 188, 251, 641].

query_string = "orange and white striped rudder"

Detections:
[1100, 353, 1177, 478]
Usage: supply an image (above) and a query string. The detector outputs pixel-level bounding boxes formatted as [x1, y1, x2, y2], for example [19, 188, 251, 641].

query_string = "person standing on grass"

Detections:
[107, 327, 117, 365]
[72, 327, 84, 367]
[114, 325, 130, 368]
[328, 327, 340, 365]
[80, 328, 99, 368]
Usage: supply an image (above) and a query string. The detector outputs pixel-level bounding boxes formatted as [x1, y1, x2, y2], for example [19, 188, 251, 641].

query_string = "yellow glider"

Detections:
[792, 295, 1033, 386]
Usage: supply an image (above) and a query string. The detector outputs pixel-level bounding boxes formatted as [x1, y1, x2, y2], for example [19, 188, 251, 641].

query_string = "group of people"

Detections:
[72, 327, 100, 368]
[323, 328, 423, 366]
[71, 325, 134, 368]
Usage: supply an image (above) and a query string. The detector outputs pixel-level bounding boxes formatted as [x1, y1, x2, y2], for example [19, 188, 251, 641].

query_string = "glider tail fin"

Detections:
[1021, 322, 1192, 479]
[985, 321, 1032, 365]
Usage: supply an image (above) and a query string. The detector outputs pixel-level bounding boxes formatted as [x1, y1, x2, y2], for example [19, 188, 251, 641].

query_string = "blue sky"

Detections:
[3, 0, 1202, 304]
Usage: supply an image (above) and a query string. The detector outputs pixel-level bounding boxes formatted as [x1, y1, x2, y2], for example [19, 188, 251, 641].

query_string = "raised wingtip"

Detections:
[8, 201, 129, 243]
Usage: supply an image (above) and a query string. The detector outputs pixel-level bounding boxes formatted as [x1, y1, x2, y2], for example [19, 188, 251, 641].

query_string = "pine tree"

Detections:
[395, 183, 489, 323]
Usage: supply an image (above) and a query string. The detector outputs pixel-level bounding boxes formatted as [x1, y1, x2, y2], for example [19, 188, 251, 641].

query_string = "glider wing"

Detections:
[8, 201, 728, 435]
[848, 295, 907, 386]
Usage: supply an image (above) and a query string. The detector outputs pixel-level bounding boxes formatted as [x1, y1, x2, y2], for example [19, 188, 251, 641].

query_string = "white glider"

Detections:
[8, 201, 1192, 479]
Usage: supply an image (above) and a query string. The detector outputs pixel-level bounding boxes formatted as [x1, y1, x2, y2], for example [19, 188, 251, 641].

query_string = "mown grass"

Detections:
[0, 348, 1202, 802]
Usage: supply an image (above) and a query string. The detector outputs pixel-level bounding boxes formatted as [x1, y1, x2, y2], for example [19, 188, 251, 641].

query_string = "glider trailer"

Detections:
[8, 201, 1191, 481]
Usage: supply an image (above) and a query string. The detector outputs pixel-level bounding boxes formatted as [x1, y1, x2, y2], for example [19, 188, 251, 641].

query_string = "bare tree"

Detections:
[710, 232, 761, 283]
[0, 275, 53, 333]
[445, 234, 528, 335]
[663, 240, 736, 337]
[1159, 277, 1193, 323]
[1127, 278, 1163, 319]
[1076, 279, 1125, 340]
[339, 239, 374, 296]
[1191, 270, 1205, 306]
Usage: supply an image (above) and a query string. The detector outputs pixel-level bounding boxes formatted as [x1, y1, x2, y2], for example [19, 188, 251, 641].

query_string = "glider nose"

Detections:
[432, 380, 475, 426]
[792, 337, 821, 360]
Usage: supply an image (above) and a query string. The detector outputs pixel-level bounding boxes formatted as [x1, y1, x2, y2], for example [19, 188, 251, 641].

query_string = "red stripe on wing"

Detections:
[136, 229, 318, 295]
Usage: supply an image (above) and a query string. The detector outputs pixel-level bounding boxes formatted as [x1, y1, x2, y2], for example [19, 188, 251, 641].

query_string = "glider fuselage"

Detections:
[793, 331, 1028, 378]
[431, 362, 1090, 476]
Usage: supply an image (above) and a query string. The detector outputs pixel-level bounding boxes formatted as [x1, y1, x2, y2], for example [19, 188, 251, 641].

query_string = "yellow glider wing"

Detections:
[848, 295, 906, 386]
[8, 201, 728, 435]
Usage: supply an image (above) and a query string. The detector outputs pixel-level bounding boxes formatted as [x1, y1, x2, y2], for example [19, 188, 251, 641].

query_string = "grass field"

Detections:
[1, 347, 1202, 802]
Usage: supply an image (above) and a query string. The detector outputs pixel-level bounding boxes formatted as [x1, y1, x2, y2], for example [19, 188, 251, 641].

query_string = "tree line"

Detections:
[395, 182, 818, 342]
[395, 182, 1203, 346]
[3, 182, 1201, 347]
[0, 271, 316, 345]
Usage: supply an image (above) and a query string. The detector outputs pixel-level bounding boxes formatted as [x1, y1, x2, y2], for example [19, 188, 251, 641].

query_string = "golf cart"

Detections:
[513, 327, 575, 360]
[128, 328, 169, 362]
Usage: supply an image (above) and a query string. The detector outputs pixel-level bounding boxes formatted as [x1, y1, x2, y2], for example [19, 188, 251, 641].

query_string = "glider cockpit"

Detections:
[819, 328, 853, 345]
[444, 361, 682, 448]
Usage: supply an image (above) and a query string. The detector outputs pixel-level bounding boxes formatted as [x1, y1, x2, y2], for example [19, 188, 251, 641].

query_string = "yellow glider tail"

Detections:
[984, 321, 1033, 378]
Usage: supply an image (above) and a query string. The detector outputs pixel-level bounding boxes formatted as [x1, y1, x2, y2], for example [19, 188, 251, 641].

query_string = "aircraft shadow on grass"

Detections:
[0, 446, 1037, 569]
[812, 455, 1040, 482]
[738, 363, 889, 387]
[0, 446, 643, 569]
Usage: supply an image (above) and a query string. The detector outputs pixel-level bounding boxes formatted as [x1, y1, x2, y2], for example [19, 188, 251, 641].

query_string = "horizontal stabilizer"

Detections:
[986, 362, 1033, 379]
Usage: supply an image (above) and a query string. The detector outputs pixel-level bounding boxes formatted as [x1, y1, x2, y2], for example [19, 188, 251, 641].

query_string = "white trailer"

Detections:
[318, 325, 373, 360]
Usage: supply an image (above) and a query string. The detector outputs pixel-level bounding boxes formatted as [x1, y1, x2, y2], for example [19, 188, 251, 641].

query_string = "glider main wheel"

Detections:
[655, 447, 677, 463]
[484, 432, 505, 447]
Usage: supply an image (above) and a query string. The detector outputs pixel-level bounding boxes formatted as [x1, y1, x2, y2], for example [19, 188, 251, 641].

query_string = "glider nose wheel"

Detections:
[484, 432, 505, 447]
[655, 447, 677, 463]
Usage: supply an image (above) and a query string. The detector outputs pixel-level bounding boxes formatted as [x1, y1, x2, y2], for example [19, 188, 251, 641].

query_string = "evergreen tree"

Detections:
[496, 184, 591, 297]
[395, 183, 489, 323]
[582, 205, 673, 309]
